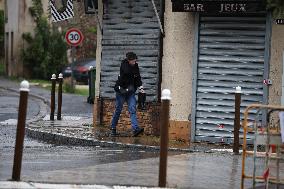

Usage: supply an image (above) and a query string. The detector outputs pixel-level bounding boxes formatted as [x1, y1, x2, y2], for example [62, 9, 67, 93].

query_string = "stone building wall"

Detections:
[93, 98, 189, 142]
[98, 99, 161, 136]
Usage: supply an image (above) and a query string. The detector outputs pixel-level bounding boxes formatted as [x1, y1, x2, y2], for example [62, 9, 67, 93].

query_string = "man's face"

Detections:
[128, 59, 137, 66]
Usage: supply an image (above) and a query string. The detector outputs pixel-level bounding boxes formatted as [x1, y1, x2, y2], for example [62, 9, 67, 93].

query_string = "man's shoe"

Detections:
[110, 128, 117, 137]
[133, 127, 144, 137]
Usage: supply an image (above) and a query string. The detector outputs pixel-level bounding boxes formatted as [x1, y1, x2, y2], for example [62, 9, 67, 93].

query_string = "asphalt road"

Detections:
[0, 124, 162, 183]
[0, 89, 40, 123]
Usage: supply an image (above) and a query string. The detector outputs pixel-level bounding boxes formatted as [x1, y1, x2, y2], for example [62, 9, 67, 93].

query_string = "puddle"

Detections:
[0, 119, 17, 125]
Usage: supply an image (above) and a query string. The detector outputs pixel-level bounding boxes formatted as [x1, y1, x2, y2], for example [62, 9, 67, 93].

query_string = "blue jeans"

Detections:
[111, 92, 139, 131]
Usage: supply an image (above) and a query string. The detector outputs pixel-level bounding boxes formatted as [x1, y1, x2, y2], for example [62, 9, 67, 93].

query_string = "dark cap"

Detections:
[126, 52, 137, 60]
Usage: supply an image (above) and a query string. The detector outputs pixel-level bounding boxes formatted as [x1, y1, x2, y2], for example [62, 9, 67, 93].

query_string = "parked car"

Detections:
[61, 58, 96, 84]
[61, 65, 72, 77]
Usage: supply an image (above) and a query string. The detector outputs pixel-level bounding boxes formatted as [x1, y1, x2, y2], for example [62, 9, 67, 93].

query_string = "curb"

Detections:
[0, 181, 173, 189]
[26, 128, 193, 153]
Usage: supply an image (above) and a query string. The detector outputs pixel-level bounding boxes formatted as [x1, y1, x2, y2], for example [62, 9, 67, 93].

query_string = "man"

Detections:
[111, 52, 144, 137]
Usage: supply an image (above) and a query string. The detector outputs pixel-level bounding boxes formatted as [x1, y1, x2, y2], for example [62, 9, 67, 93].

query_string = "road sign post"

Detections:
[65, 28, 84, 91]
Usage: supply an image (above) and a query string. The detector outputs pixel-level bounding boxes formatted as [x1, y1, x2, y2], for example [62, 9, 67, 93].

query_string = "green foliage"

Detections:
[29, 0, 43, 20]
[22, 0, 67, 79]
[266, 0, 284, 18]
[87, 26, 97, 35]
[63, 82, 75, 93]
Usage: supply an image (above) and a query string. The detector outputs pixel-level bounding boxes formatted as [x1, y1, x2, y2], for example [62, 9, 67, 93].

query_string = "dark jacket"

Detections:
[114, 59, 142, 92]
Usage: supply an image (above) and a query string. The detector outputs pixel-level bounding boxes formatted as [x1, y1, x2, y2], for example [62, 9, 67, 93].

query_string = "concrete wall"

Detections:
[4, 0, 70, 77]
[5, 0, 19, 76]
[0, 0, 4, 10]
[269, 23, 284, 105]
[162, 1, 194, 121]
[4, 0, 35, 76]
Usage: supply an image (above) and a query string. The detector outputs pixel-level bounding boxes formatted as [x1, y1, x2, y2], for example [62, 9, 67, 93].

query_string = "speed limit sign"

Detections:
[65, 28, 84, 46]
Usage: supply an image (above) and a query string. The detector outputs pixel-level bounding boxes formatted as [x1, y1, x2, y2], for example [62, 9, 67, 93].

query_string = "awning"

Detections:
[171, 0, 266, 14]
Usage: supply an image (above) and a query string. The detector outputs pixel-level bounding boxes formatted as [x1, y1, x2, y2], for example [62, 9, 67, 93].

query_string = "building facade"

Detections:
[4, 0, 49, 77]
[94, 0, 284, 143]
[4, 0, 97, 77]
[0, 0, 4, 9]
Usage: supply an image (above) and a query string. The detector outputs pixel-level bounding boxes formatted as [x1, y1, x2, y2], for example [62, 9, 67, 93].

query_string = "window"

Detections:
[84, 0, 98, 14]
[10, 32, 13, 60]
[5, 32, 8, 64]
[4, 0, 7, 23]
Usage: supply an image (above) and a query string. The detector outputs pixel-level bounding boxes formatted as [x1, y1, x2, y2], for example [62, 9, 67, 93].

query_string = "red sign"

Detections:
[65, 28, 84, 46]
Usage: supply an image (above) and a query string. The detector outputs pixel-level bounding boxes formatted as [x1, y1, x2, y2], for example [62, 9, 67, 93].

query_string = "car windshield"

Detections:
[75, 59, 96, 67]
[85, 60, 96, 67]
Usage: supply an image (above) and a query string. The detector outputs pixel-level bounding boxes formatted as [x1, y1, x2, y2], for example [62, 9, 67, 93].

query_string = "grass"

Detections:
[29, 78, 90, 96]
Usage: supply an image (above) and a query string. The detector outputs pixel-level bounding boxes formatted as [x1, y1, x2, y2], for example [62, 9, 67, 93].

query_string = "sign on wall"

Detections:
[50, 0, 74, 22]
[171, 0, 266, 14]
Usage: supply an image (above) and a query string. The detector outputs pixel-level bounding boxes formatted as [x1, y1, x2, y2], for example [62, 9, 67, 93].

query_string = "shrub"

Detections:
[22, 0, 67, 79]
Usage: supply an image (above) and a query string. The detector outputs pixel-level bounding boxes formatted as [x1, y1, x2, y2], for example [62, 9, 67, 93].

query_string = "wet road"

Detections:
[0, 87, 165, 183]
[0, 124, 165, 183]
[0, 89, 40, 123]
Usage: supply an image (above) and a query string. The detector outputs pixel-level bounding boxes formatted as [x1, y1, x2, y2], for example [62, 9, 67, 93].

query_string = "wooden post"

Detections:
[12, 80, 29, 181]
[57, 73, 63, 120]
[159, 89, 171, 187]
[233, 86, 241, 154]
[50, 74, 56, 120]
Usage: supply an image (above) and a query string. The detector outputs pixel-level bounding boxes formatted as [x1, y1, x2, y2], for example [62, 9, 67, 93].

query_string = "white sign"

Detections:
[50, 0, 74, 22]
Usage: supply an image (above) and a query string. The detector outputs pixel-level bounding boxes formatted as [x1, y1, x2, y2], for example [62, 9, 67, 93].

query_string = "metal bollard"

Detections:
[50, 74, 56, 121]
[159, 89, 171, 187]
[12, 80, 29, 181]
[233, 86, 241, 154]
[57, 73, 63, 120]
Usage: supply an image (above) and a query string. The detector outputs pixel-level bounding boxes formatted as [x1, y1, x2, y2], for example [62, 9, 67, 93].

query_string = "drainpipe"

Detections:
[158, 0, 165, 101]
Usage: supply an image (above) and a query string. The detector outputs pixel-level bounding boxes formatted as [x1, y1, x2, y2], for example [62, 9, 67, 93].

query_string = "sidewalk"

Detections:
[0, 181, 172, 189]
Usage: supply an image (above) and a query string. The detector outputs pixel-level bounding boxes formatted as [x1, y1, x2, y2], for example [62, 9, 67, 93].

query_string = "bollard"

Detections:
[12, 80, 29, 181]
[57, 73, 63, 120]
[50, 74, 56, 121]
[87, 66, 94, 104]
[233, 86, 241, 154]
[159, 89, 171, 187]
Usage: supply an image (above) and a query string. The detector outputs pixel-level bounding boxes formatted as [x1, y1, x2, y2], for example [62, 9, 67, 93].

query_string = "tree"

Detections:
[266, 0, 284, 19]
[22, 0, 67, 79]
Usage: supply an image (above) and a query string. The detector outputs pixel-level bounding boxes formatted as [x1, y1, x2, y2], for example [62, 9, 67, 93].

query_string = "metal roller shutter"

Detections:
[100, 0, 160, 101]
[192, 15, 268, 144]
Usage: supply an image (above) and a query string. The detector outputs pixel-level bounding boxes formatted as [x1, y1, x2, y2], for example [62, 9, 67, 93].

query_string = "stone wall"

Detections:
[93, 97, 190, 142]
[98, 99, 161, 136]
